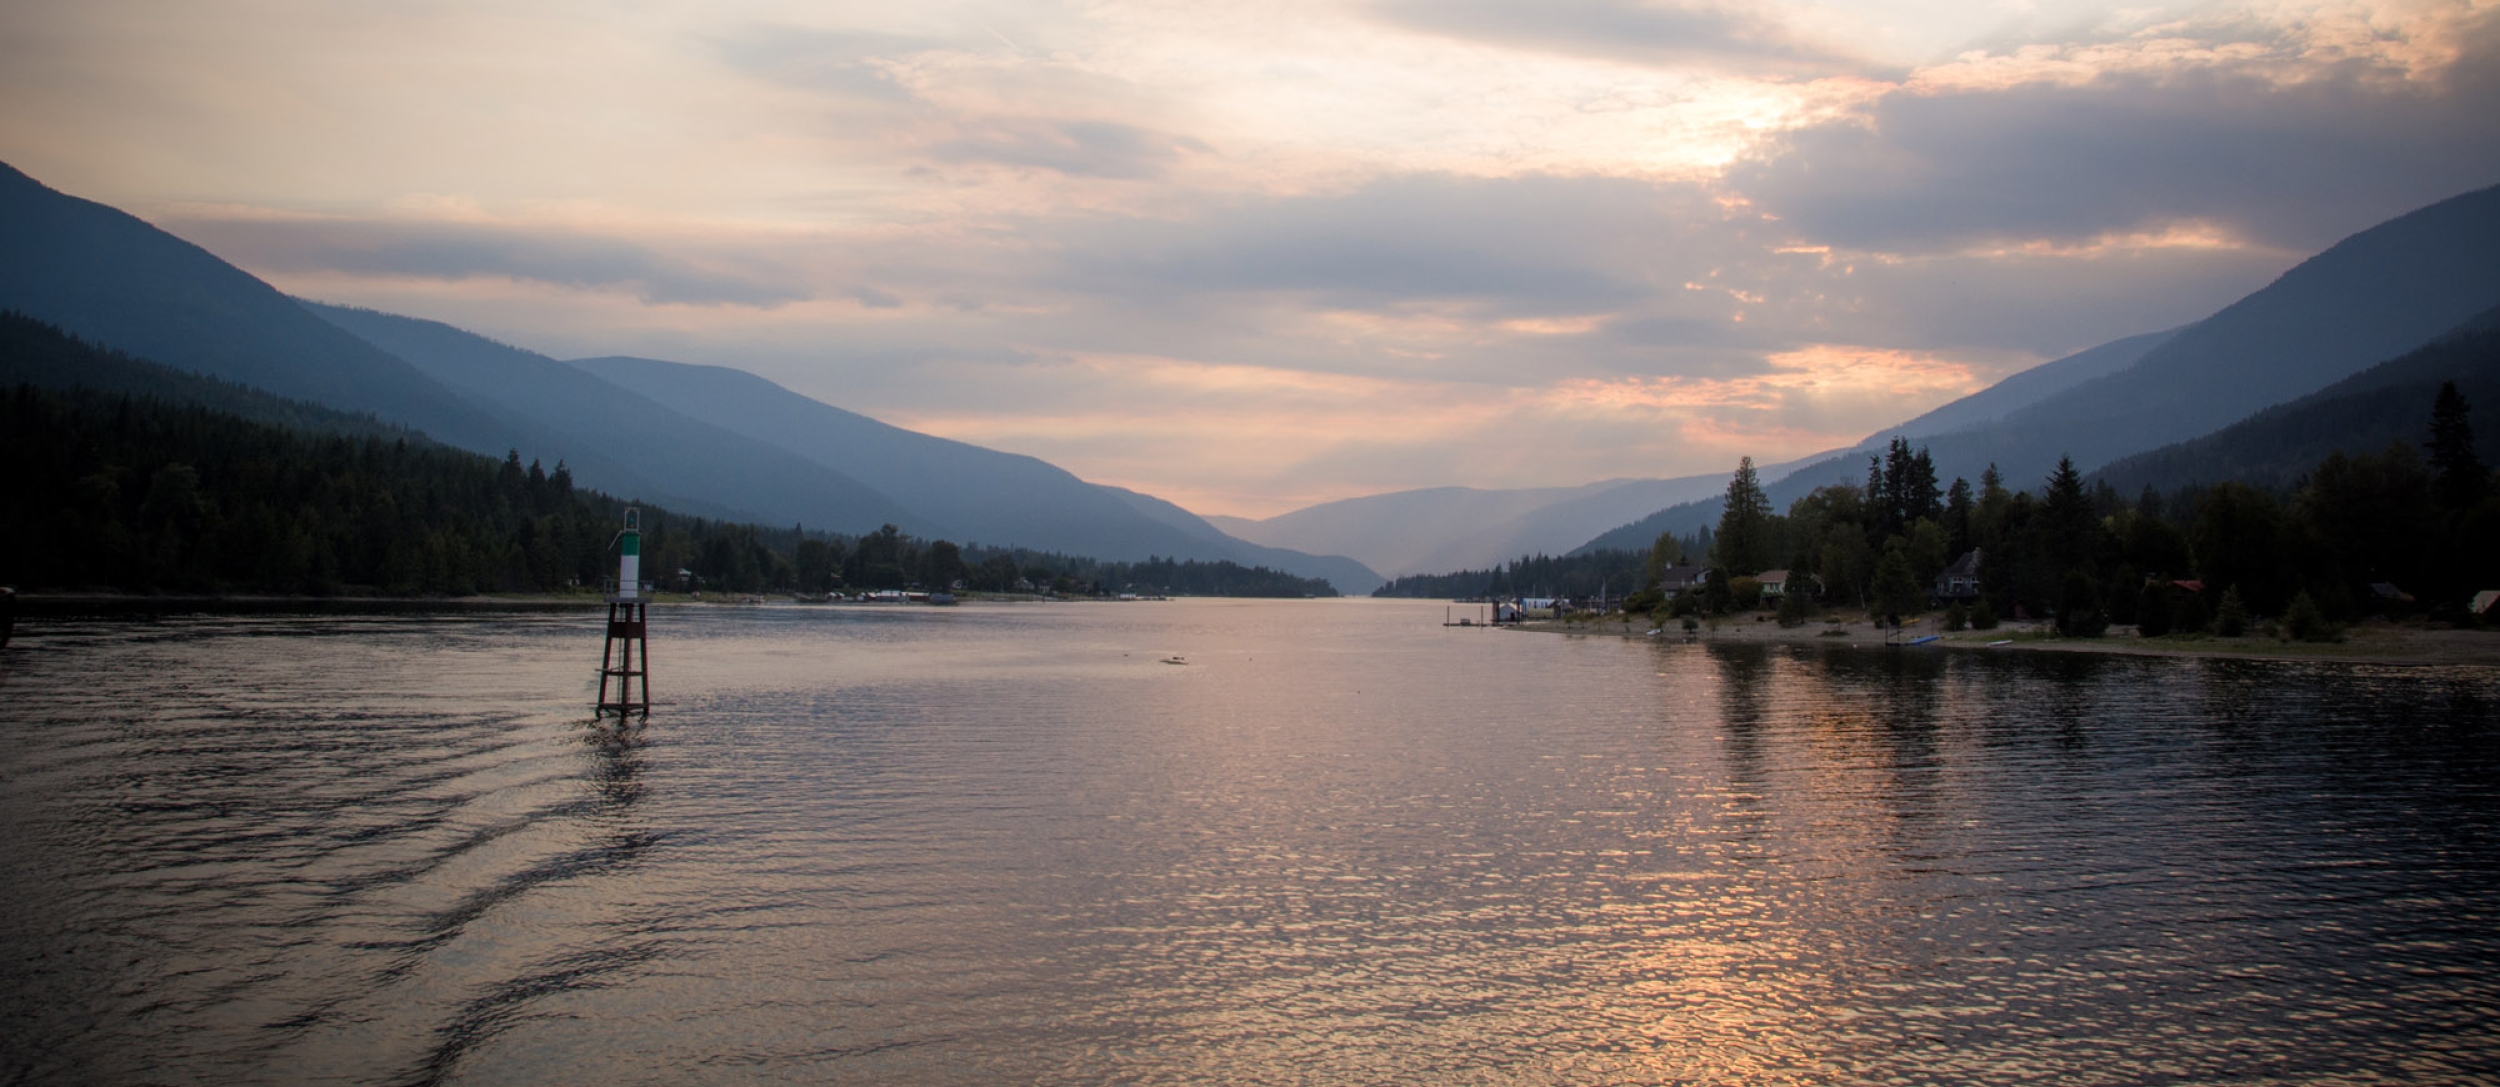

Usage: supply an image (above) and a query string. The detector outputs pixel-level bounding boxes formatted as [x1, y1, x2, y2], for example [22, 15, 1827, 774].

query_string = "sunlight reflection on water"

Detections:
[1, 599, 2495, 1085]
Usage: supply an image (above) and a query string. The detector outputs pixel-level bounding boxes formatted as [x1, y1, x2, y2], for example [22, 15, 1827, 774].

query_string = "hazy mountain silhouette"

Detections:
[2093, 307, 2500, 495]
[0, 161, 773, 522]
[0, 310, 414, 441]
[0, 161, 1374, 585]
[1212, 475, 1740, 577]
[1916, 182, 2500, 481]
[1888, 328, 2181, 440]
[305, 303, 917, 533]
[572, 355, 1383, 591]
[1088, 484, 1384, 591]
[1227, 333, 2182, 575]
[0, 163, 516, 453]
[1573, 180, 2500, 552]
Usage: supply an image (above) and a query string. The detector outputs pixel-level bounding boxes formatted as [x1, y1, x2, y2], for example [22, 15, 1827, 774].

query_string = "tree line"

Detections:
[1371, 547, 1662, 600]
[1648, 383, 2499, 635]
[0, 378, 1335, 599]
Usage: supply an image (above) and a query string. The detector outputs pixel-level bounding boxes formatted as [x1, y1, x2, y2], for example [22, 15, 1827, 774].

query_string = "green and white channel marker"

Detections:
[619, 509, 640, 599]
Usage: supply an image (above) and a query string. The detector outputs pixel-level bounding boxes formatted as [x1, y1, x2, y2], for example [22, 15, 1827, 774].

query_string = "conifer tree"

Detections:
[1871, 545, 1922, 623]
[2042, 455, 2095, 571]
[1643, 532, 1682, 589]
[2215, 586, 2248, 637]
[1714, 457, 1773, 575]
[2427, 381, 2487, 510]
[1943, 477, 1974, 555]
[1864, 438, 1940, 540]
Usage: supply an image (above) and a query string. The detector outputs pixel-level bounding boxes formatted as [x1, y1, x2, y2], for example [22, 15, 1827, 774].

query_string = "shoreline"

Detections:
[1517, 613, 2500, 667]
[2, 589, 1200, 617]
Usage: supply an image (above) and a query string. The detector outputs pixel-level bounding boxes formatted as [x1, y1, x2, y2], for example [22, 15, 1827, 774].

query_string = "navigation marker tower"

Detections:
[597, 508, 650, 718]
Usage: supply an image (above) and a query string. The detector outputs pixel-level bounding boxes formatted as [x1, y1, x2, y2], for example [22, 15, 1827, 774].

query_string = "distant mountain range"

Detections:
[1244, 181, 2500, 573]
[306, 303, 920, 530]
[1566, 181, 2500, 554]
[0, 309, 414, 441]
[1211, 474, 1744, 577]
[1224, 321, 2184, 573]
[0, 164, 528, 459]
[564, 353, 1381, 590]
[2094, 308, 2500, 495]
[11, 154, 2497, 590]
[0, 161, 1382, 592]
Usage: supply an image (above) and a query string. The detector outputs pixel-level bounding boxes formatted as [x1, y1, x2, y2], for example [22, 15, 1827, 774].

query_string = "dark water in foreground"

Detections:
[2, 598, 2495, 1086]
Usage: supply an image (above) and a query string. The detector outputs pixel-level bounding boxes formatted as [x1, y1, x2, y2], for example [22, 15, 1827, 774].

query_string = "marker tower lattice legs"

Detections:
[597, 599, 649, 718]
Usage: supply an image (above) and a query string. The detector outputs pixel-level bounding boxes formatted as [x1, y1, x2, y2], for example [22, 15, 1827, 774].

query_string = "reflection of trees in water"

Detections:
[1817, 647, 1948, 732]
[1804, 648, 1956, 830]
[1953, 650, 2114, 753]
[1709, 644, 1953, 831]
[1710, 646, 2136, 831]
[1700, 644, 1780, 859]
[1710, 644, 1774, 729]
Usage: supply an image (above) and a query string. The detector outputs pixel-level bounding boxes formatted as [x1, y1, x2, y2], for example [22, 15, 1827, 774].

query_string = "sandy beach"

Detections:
[1520, 611, 2500, 667]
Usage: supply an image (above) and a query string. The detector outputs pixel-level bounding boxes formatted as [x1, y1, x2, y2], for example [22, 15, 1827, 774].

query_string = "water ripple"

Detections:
[2, 604, 2495, 1085]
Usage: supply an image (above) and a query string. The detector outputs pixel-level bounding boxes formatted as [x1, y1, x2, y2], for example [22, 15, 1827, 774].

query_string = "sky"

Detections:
[3, 0, 2496, 518]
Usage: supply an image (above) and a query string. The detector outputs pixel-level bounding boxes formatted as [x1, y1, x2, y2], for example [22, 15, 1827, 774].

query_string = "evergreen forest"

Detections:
[1370, 548, 1657, 601]
[0, 318, 1335, 599]
[1657, 394, 2500, 635]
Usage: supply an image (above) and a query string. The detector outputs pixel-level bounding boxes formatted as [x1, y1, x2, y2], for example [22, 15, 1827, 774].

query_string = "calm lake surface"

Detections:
[3, 598, 2496, 1085]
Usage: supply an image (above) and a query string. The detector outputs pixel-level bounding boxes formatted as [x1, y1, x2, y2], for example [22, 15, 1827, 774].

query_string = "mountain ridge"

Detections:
[0, 160, 1378, 589]
[0, 160, 777, 522]
[1223, 328, 2187, 575]
[571, 355, 1385, 592]
[2093, 310, 2500, 495]
[0, 163, 519, 456]
[1570, 180, 2500, 554]
[305, 303, 918, 533]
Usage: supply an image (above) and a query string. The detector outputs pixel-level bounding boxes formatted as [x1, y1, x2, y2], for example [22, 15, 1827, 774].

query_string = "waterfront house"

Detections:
[1655, 565, 1709, 592]
[1934, 550, 1982, 602]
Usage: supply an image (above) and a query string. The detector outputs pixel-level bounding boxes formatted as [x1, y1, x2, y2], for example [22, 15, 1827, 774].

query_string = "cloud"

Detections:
[157, 213, 812, 308]
[926, 117, 1213, 178]
[32, 0, 2499, 519]
[1728, 8, 2500, 254]
[1369, 0, 1878, 76]
[708, 25, 939, 101]
[845, 284, 905, 308]
[1052, 173, 1727, 313]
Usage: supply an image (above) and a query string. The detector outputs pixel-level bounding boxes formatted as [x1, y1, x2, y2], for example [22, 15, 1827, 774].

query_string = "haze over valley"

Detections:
[11, 7, 2500, 1086]
[7, 0, 2500, 569]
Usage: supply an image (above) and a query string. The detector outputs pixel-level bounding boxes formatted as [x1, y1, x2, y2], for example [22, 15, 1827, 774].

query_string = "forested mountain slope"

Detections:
[0, 163, 521, 456]
[2095, 311, 2500, 494]
[307, 304, 916, 534]
[1573, 181, 2500, 552]
[574, 354, 1382, 591]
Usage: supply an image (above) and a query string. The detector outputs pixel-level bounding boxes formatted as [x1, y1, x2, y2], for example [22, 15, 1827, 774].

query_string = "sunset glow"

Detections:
[4, 0, 2493, 517]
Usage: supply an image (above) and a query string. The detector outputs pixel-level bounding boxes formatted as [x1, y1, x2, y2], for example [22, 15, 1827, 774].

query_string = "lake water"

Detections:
[2, 598, 2496, 1085]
